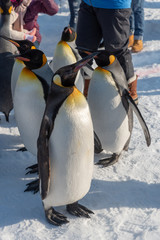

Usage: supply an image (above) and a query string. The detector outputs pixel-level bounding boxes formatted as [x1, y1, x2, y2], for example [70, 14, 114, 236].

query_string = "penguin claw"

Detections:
[24, 179, 39, 194]
[66, 202, 94, 218]
[25, 164, 38, 175]
[17, 147, 27, 152]
[45, 207, 69, 226]
[96, 153, 119, 167]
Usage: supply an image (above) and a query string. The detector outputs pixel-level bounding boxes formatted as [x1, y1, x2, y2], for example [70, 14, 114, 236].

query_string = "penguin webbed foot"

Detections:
[45, 207, 69, 226]
[96, 153, 119, 167]
[66, 201, 94, 218]
[24, 179, 39, 194]
[25, 163, 38, 175]
[17, 147, 27, 152]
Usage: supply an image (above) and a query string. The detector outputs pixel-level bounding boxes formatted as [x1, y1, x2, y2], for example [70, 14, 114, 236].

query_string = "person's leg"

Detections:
[76, 2, 102, 52]
[131, 0, 144, 53]
[68, 0, 81, 30]
[96, 8, 134, 81]
[76, 2, 103, 97]
[130, 1, 135, 35]
[96, 8, 138, 103]
[128, 2, 135, 47]
[132, 0, 144, 40]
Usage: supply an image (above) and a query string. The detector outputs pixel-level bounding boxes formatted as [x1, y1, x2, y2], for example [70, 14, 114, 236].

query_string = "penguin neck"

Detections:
[0, 15, 10, 26]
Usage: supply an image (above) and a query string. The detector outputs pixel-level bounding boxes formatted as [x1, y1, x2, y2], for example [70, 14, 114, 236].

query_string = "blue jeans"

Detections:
[130, 0, 144, 40]
[68, 0, 81, 30]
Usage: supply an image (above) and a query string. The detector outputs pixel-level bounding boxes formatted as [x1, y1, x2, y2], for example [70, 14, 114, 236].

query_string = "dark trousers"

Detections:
[76, 1, 134, 81]
[68, 0, 81, 30]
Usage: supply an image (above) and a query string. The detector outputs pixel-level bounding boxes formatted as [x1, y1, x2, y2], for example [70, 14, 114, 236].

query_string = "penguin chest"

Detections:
[14, 68, 46, 155]
[51, 42, 84, 92]
[88, 68, 130, 153]
[52, 42, 77, 72]
[44, 88, 94, 207]
[11, 60, 24, 99]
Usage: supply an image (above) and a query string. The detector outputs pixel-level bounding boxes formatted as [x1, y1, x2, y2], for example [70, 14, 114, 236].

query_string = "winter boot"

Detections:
[128, 75, 138, 105]
[128, 34, 134, 48]
[132, 40, 143, 53]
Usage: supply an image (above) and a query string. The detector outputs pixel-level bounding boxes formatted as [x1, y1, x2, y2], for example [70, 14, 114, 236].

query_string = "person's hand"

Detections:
[24, 34, 37, 42]
[28, 28, 36, 36]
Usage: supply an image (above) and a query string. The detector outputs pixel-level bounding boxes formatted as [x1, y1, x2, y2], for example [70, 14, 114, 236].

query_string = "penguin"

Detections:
[78, 48, 151, 167]
[37, 52, 98, 226]
[0, 36, 54, 100]
[49, 26, 86, 93]
[0, 0, 14, 121]
[8, 49, 52, 157]
[0, 35, 36, 98]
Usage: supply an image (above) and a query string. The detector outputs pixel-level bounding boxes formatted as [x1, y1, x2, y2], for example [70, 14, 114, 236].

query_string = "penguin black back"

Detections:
[0, 0, 14, 121]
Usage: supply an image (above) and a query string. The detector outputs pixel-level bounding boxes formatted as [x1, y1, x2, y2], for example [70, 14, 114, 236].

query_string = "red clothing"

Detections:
[23, 0, 58, 43]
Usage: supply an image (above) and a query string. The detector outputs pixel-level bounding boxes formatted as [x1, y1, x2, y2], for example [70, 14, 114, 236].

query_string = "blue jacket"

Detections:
[83, 0, 131, 9]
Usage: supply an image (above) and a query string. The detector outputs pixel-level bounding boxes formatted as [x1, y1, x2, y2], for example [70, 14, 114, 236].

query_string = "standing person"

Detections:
[68, 0, 80, 30]
[23, 0, 59, 48]
[76, 0, 138, 104]
[128, 0, 144, 53]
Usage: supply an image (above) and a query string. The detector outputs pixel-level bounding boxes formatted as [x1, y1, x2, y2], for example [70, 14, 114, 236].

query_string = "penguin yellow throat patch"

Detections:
[65, 87, 85, 107]
[94, 67, 117, 88]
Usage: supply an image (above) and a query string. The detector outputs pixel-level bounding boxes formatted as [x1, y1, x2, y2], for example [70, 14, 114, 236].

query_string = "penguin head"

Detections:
[53, 52, 99, 87]
[0, 36, 36, 54]
[61, 26, 76, 42]
[0, 0, 12, 15]
[94, 52, 115, 67]
[76, 47, 116, 67]
[13, 49, 47, 70]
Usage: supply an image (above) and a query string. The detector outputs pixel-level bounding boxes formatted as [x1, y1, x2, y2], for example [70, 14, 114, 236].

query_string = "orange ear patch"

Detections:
[0, 7, 4, 14]
[8, 6, 12, 14]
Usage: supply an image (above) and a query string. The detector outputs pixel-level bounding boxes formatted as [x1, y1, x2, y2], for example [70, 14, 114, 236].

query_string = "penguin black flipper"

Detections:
[124, 90, 151, 147]
[94, 131, 103, 154]
[38, 83, 73, 200]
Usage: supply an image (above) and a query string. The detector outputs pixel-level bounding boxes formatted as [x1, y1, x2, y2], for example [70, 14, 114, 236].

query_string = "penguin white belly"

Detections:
[11, 59, 24, 99]
[43, 88, 94, 208]
[88, 68, 130, 154]
[14, 68, 46, 155]
[51, 42, 84, 93]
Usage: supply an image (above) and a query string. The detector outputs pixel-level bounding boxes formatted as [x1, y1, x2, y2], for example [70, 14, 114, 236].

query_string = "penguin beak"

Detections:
[57, 52, 99, 87]
[73, 52, 99, 72]
[76, 46, 109, 59]
[0, 35, 20, 47]
[5, 53, 30, 62]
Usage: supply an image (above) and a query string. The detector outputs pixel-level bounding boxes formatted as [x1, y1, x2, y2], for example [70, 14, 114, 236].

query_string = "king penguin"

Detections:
[10, 49, 53, 156]
[37, 52, 98, 226]
[49, 26, 85, 93]
[0, 36, 53, 99]
[80, 50, 151, 167]
[0, 35, 37, 98]
[0, 0, 14, 121]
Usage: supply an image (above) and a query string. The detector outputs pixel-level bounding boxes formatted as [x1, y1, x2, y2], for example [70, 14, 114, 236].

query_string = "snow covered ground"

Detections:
[0, 0, 160, 239]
